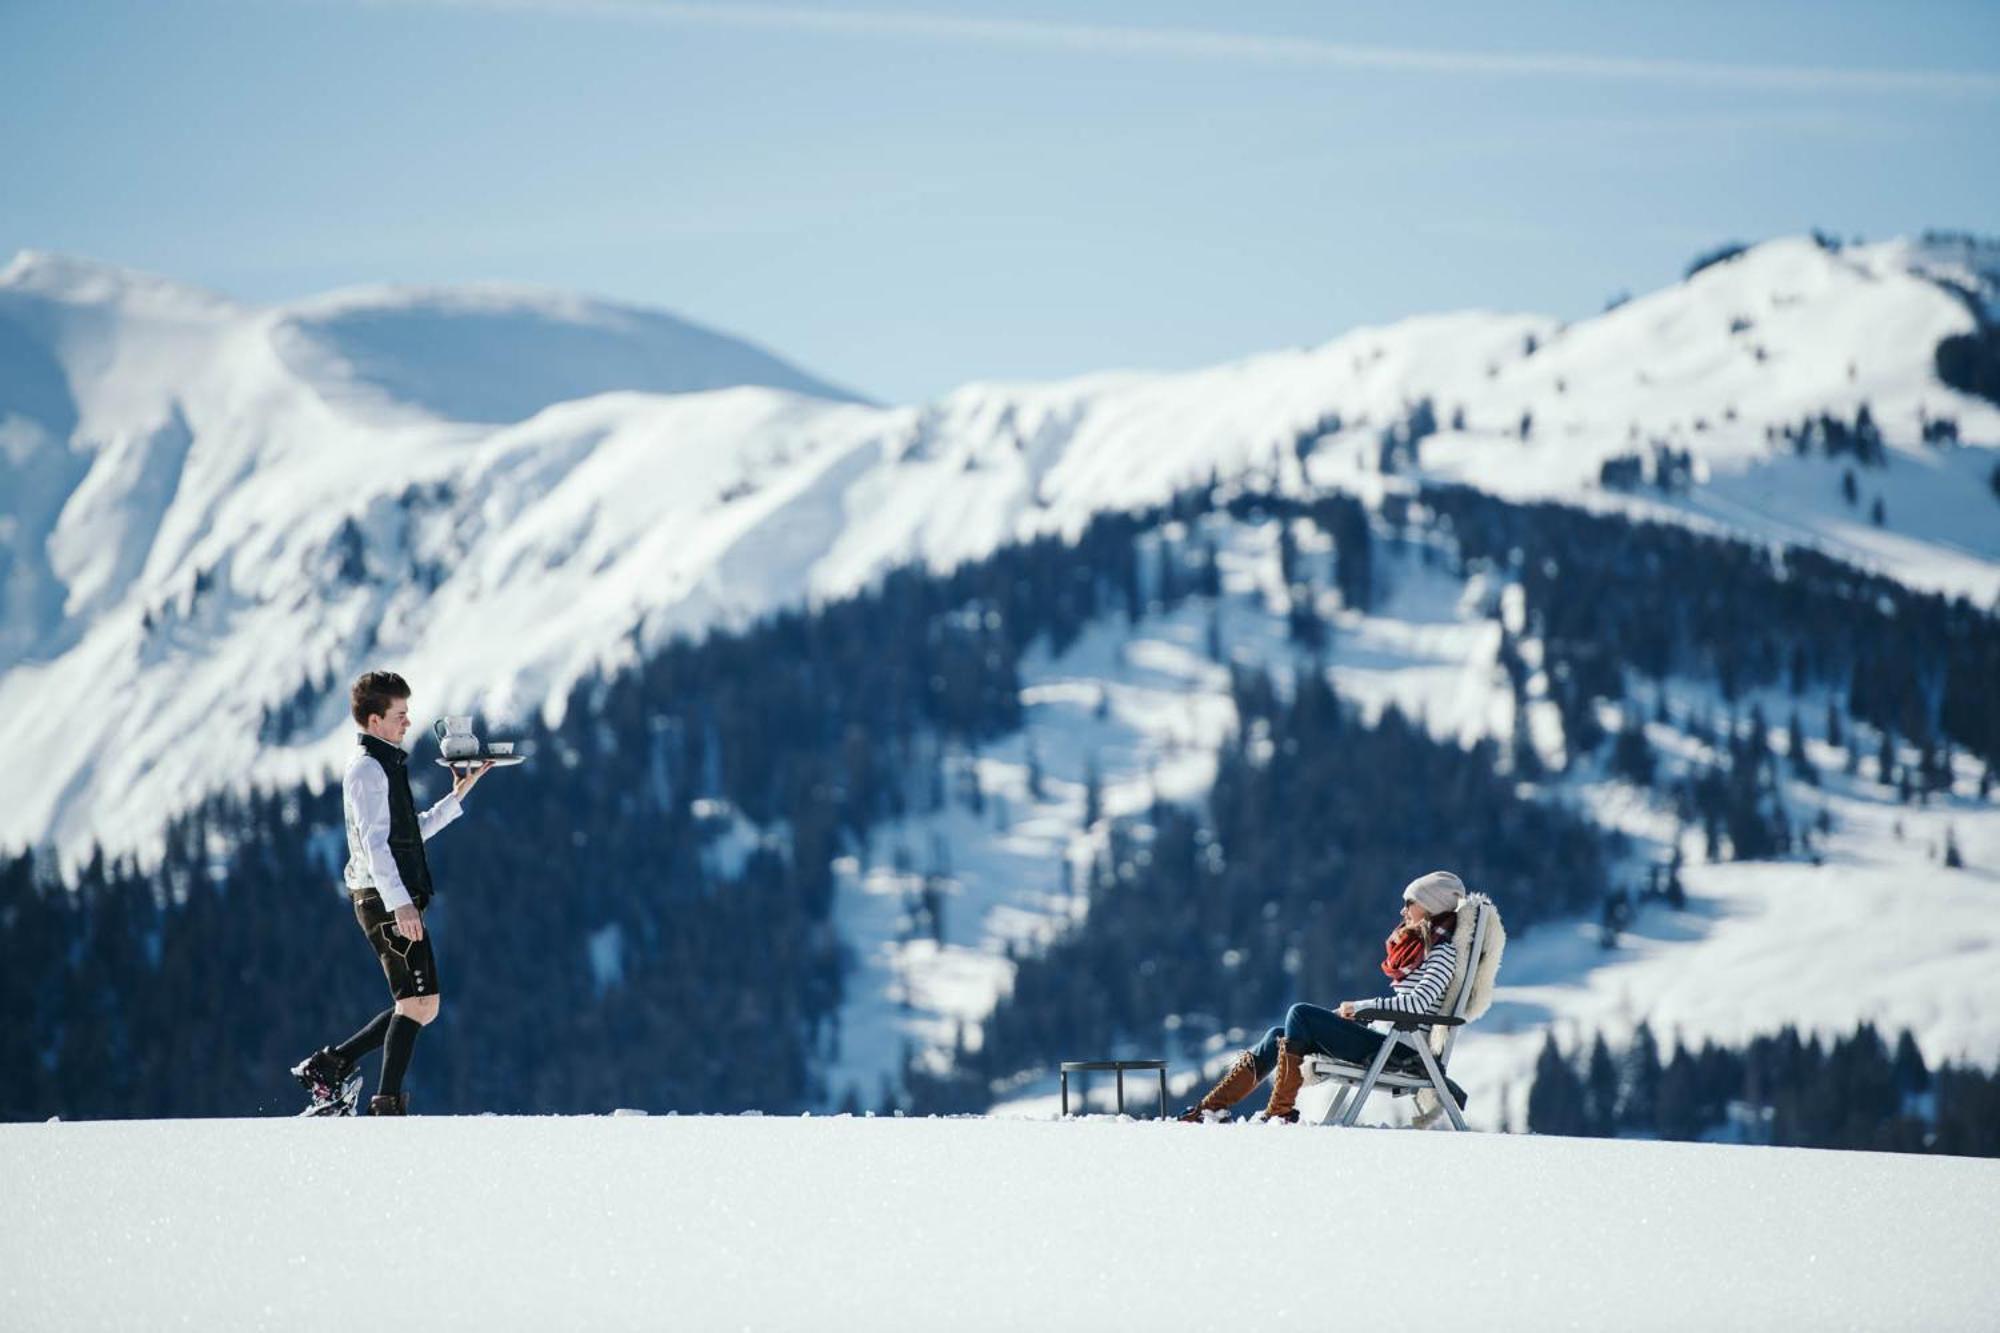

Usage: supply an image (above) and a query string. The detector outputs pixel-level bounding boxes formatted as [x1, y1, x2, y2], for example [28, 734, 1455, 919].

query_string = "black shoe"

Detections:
[368, 1092, 409, 1117]
[291, 1047, 354, 1106]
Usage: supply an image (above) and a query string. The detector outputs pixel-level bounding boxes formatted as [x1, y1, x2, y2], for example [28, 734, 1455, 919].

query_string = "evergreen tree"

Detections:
[1420, 482, 2000, 777]
[1891, 1031, 1929, 1098]
[1287, 584, 1326, 650]
[1528, 1021, 1993, 1157]
[1656, 1041, 1705, 1141]
[1527, 1035, 1587, 1137]
[1322, 495, 1373, 612]
[1197, 539, 1222, 598]
[1610, 709, 1656, 786]
[1785, 710, 1818, 785]
[1622, 1022, 1662, 1133]
[1584, 1035, 1621, 1135]
[1511, 715, 1545, 782]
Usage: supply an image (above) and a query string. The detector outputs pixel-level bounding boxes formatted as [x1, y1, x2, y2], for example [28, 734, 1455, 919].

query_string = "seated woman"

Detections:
[1178, 870, 1466, 1124]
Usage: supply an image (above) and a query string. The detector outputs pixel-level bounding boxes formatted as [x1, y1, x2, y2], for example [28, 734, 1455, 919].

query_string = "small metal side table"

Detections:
[1060, 1059, 1169, 1119]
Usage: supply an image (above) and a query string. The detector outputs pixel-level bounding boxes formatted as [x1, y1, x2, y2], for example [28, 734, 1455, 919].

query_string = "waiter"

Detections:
[290, 670, 491, 1115]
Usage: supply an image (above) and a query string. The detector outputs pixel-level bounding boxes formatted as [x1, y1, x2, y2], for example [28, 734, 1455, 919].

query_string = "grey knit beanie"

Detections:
[1402, 870, 1466, 916]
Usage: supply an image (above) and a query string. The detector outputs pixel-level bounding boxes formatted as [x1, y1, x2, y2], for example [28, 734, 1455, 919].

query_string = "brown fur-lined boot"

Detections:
[1177, 1049, 1260, 1122]
[367, 1092, 408, 1117]
[1253, 1039, 1304, 1123]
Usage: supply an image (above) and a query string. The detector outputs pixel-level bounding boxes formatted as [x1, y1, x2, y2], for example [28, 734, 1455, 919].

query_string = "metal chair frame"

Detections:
[1300, 902, 1493, 1132]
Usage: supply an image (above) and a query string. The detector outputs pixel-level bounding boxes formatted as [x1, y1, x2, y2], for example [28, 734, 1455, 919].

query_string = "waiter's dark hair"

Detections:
[351, 670, 412, 726]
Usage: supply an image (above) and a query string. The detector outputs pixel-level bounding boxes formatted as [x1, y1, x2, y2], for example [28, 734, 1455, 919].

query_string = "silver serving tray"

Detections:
[435, 752, 527, 769]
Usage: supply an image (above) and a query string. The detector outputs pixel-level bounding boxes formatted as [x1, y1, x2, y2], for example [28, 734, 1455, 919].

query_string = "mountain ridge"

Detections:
[1, 233, 1995, 864]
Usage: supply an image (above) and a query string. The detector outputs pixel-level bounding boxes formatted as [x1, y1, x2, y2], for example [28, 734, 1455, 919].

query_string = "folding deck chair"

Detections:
[1300, 894, 1503, 1131]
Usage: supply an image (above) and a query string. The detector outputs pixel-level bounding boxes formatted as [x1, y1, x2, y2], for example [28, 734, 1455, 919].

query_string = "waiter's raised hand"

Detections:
[451, 760, 495, 801]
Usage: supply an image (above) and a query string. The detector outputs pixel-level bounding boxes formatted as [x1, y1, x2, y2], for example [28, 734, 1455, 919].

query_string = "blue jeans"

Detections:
[1249, 1003, 1392, 1077]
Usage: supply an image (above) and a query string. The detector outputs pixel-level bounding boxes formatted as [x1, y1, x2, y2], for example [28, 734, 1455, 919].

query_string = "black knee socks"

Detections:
[333, 1008, 394, 1065]
[378, 1014, 422, 1098]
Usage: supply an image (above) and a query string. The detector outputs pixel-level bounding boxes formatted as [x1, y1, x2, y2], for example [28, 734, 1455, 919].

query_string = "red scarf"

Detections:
[1381, 923, 1446, 982]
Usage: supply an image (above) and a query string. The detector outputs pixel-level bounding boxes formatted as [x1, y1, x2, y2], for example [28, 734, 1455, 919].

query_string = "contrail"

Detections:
[371, 0, 2000, 97]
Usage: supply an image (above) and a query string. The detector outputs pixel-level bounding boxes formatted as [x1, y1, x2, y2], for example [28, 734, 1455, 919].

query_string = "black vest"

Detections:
[359, 733, 435, 910]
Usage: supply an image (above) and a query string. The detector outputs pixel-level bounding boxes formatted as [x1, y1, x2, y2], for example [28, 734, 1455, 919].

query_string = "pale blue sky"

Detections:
[4, 0, 1997, 402]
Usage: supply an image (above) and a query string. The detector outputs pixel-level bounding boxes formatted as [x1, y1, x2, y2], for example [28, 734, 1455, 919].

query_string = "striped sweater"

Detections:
[1349, 939, 1459, 1016]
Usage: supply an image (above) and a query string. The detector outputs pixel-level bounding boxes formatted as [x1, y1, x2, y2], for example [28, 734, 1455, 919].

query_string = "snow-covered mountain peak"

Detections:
[0, 249, 240, 327]
[269, 280, 868, 426]
[0, 232, 1995, 865]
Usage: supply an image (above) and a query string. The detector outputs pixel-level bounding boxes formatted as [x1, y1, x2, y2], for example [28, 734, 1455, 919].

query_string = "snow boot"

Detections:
[291, 1047, 359, 1114]
[297, 1071, 364, 1117]
[1252, 1038, 1304, 1123]
[1178, 1049, 1260, 1122]
[368, 1092, 409, 1117]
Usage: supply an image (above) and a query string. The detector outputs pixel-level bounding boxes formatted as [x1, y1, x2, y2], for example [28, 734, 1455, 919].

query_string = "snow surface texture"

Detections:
[2, 234, 1996, 866]
[4, 1116, 1996, 1332]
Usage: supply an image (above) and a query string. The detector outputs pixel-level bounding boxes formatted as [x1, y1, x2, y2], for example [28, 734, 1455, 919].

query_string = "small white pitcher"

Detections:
[433, 715, 480, 758]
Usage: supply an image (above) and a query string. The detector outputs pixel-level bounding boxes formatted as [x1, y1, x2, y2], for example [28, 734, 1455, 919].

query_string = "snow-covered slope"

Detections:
[1, 234, 1995, 868]
[821, 521, 2000, 1115]
[5, 1115, 1995, 1332]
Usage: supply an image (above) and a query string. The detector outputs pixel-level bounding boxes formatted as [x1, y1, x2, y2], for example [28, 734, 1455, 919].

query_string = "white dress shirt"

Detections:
[342, 746, 464, 912]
